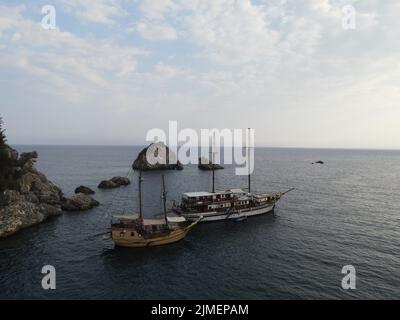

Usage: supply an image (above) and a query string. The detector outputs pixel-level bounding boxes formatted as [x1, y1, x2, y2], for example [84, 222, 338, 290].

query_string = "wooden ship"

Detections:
[111, 173, 201, 247]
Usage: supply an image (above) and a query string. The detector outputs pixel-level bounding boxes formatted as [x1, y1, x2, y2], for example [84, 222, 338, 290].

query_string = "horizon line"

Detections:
[9, 143, 400, 152]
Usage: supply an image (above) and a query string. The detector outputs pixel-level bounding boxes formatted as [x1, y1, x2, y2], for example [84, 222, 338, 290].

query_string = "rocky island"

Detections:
[132, 142, 183, 171]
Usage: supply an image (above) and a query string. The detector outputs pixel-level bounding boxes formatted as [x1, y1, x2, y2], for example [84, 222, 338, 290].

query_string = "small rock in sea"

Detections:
[110, 176, 130, 186]
[98, 176, 130, 189]
[98, 180, 118, 189]
[62, 194, 100, 212]
[74, 186, 95, 195]
[198, 157, 224, 170]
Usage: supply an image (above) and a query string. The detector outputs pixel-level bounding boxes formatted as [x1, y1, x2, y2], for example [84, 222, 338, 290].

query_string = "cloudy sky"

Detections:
[0, 0, 399, 148]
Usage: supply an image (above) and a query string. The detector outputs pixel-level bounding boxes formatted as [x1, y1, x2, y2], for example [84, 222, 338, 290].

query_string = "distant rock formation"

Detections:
[74, 185, 95, 195]
[98, 176, 130, 189]
[198, 157, 224, 171]
[62, 193, 99, 212]
[132, 142, 183, 171]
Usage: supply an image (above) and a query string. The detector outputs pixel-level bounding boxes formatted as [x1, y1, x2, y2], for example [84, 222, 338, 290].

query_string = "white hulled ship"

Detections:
[173, 129, 293, 222]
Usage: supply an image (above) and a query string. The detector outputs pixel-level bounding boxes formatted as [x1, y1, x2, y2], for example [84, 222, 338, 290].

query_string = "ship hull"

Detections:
[111, 221, 199, 248]
[178, 204, 275, 222]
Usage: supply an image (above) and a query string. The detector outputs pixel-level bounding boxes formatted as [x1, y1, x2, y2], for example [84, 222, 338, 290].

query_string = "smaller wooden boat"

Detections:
[111, 173, 201, 248]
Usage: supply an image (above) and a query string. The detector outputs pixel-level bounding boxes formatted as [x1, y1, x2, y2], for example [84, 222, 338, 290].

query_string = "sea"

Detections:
[0, 146, 399, 299]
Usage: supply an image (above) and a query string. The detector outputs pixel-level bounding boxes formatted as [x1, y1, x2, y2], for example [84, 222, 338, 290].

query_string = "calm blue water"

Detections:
[0, 146, 399, 299]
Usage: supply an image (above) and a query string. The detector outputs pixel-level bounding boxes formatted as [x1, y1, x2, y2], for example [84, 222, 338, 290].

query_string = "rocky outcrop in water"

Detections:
[0, 146, 64, 238]
[198, 157, 224, 171]
[110, 176, 130, 186]
[62, 193, 99, 211]
[98, 180, 117, 189]
[0, 145, 100, 238]
[74, 185, 95, 195]
[98, 176, 130, 189]
[132, 142, 183, 171]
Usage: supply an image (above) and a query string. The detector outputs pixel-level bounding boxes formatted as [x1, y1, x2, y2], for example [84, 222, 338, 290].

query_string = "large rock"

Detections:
[75, 185, 95, 195]
[198, 157, 224, 171]
[18, 151, 38, 167]
[5, 148, 18, 162]
[132, 142, 183, 171]
[62, 194, 99, 212]
[0, 189, 63, 238]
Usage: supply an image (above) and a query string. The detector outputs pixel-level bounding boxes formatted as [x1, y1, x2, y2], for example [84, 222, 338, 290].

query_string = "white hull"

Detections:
[180, 204, 275, 222]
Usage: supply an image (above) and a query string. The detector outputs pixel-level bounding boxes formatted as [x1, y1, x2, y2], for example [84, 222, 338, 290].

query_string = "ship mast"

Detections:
[161, 174, 168, 225]
[212, 132, 216, 193]
[138, 170, 143, 220]
[248, 128, 251, 193]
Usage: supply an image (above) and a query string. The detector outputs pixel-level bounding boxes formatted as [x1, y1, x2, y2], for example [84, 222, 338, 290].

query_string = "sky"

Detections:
[0, 0, 399, 149]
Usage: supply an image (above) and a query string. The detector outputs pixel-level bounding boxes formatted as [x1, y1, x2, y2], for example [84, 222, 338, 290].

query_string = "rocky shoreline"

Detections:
[0, 145, 99, 238]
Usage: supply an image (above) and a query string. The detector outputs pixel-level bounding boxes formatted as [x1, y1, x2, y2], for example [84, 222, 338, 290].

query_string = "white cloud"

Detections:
[0, 4, 25, 30]
[2, 1, 400, 148]
[139, 0, 178, 20]
[136, 0, 179, 41]
[61, 0, 126, 25]
[0, 4, 146, 104]
[182, 0, 279, 65]
[136, 20, 178, 40]
[154, 62, 179, 78]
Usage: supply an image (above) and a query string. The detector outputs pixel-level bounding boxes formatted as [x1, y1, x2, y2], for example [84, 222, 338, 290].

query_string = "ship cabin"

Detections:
[112, 214, 187, 234]
[181, 189, 250, 212]
[252, 193, 274, 205]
